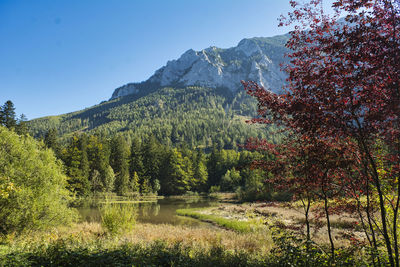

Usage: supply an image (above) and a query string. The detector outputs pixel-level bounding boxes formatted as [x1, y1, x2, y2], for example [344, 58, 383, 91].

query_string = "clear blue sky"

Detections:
[0, 0, 328, 119]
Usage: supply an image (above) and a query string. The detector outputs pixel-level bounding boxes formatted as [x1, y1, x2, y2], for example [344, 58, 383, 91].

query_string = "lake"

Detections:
[78, 196, 218, 226]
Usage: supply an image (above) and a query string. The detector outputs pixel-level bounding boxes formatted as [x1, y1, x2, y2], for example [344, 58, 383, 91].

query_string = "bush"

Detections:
[221, 168, 241, 192]
[100, 203, 137, 235]
[0, 126, 76, 234]
[209, 185, 220, 193]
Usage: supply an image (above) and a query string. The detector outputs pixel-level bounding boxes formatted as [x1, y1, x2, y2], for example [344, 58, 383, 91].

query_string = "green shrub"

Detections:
[235, 168, 271, 202]
[209, 185, 220, 193]
[100, 203, 137, 235]
[221, 168, 241, 192]
[0, 126, 76, 234]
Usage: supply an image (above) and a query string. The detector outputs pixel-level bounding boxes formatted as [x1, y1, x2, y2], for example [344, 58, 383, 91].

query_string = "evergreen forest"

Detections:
[27, 86, 283, 149]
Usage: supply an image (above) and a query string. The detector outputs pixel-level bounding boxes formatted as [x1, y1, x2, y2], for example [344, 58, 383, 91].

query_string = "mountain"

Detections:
[27, 34, 290, 148]
[111, 35, 289, 99]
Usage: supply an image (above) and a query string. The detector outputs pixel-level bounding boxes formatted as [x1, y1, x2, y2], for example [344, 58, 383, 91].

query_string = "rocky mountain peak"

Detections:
[111, 34, 290, 100]
[236, 38, 262, 56]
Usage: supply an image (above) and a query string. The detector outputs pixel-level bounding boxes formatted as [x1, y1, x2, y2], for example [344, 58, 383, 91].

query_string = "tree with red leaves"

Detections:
[247, 132, 352, 261]
[243, 0, 400, 265]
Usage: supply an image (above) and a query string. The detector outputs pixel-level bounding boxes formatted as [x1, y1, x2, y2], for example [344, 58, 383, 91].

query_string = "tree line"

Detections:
[0, 99, 274, 199]
[44, 128, 270, 198]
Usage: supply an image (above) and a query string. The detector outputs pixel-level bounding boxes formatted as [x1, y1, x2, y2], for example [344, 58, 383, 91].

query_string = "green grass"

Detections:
[176, 208, 263, 233]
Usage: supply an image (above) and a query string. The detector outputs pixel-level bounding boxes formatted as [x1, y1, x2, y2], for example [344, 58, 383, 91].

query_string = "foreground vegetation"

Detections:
[0, 220, 272, 267]
[0, 218, 367, 267]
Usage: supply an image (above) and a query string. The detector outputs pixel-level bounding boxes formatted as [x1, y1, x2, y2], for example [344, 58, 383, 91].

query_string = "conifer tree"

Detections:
[207, 146, 219, 187]
[161, 149, 190, 195]
[152, 179, 161, 194]
[142, 135, 161, 184]
[15, 114, 28, 135]
[193, 150, 208, 191]
[62, 135, 91, 196]
[0, 105, 3, 126]
[103, 165, 115, 192]
[87, 135, 110, 190]
[110, 135, 130, 195]
[140, 177, 152, 195]
[130, 171, 140, 193]
[44, 128, 60, 154]
[0, 101, 17, 130]
[79, 134, 90, 183]
[90, 169, 103, 192]
[130, 136, 144, 178]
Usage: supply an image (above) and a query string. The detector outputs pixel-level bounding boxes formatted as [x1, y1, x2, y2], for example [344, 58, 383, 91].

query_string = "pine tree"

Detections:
[130, 171, 140, 193]
[207, 146, 218, 187]
[103, 165, 115, 192]
[79, 134, 90, 187]
[152, 179, 161, 194]
[142, 135, 161, 184]
[140, 177, 152, 195]
[62, 135, 91, 196]
[44, 128, 60, 156]
[87, 135, 110, 190]
[192, 150, 208, 192]
[161, 149, 190, 195]
[16, 114, 28, 135]
[129, 136, 144, 178]
[90, 169, 103, 192]
[1, 101, 17, 130]
[110, 135, 130, 195]
[0, 105, 3, 126]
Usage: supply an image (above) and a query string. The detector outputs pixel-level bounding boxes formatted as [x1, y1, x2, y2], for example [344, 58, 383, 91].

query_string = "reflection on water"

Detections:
[78, 197, 217, 227]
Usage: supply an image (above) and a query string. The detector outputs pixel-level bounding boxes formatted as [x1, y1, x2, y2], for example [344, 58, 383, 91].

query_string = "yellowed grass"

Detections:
[4, 221, 272, 255]
[124, 223, 272, 253]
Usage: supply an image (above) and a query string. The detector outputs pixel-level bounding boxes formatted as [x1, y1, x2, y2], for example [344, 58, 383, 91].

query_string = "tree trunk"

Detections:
[323, 190, 335, 263]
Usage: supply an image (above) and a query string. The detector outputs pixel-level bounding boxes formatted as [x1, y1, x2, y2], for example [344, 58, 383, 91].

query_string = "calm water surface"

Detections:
[78, 197, 218, 227]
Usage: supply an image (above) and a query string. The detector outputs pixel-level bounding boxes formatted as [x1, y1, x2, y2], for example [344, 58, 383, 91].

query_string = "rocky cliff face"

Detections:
[111, 34, 290, 100]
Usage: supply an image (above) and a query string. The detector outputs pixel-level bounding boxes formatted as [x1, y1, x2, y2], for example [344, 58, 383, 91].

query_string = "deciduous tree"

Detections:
[243, 0, 400, 265]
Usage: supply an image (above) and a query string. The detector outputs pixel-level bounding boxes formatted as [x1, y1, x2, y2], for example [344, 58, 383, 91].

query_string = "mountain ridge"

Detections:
[111, 34, 290, 100]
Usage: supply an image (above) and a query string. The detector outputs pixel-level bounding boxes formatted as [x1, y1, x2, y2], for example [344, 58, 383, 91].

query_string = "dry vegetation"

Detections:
[183, 201, 364, 247]
[2, 221, 272, 255]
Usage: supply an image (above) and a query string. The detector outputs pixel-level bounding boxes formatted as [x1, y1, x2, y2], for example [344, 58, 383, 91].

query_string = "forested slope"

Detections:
[28, 86, 281, 148]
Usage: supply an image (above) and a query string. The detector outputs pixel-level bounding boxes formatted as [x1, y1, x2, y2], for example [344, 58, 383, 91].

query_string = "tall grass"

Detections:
[100, 203, 137, 235]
